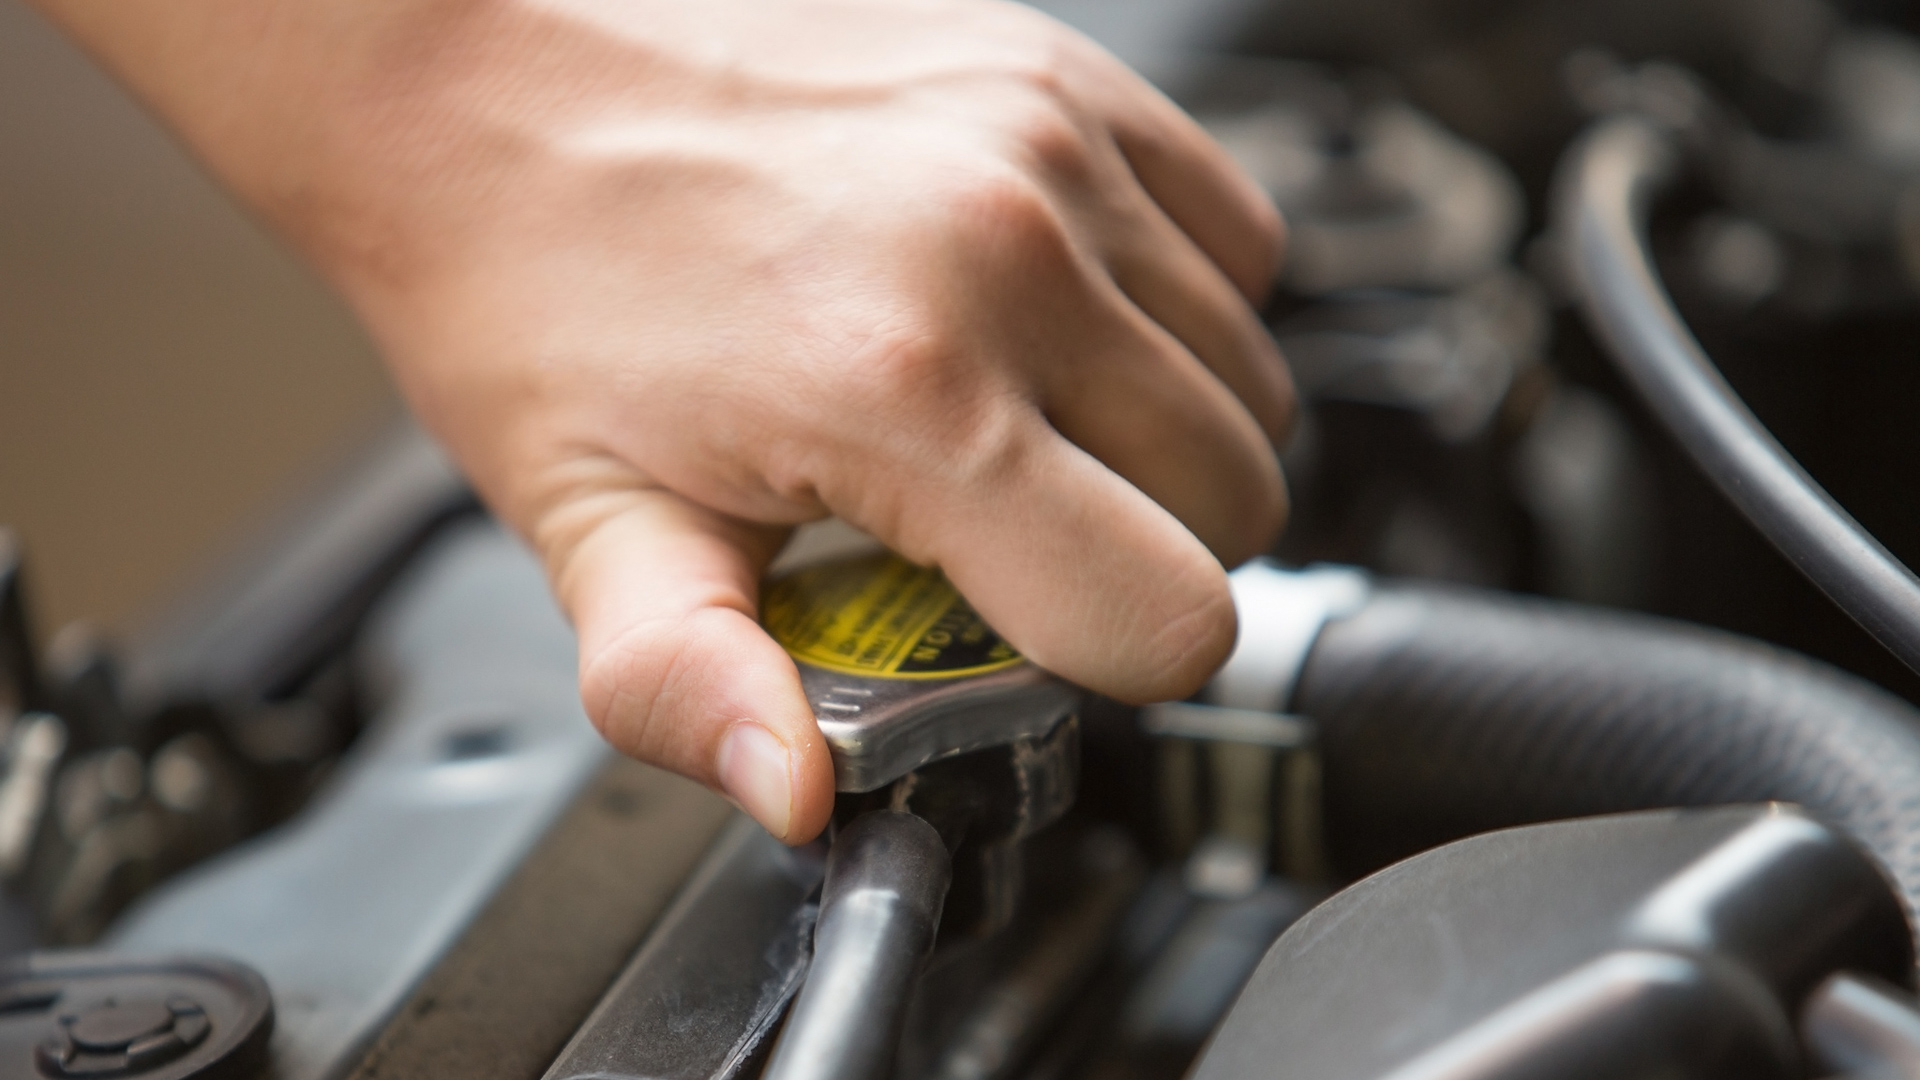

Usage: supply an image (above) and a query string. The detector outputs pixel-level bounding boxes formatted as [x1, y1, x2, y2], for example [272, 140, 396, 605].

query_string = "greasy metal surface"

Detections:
[541, 817, 824, 1080]
[800, 661, 1079, 793]
[764, 812, 950, 1080]
[105, 523, 610, 1080]
[342, 756, 731, 1080]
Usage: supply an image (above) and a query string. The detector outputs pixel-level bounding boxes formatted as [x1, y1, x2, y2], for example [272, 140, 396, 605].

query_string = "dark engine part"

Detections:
[11, 547, 1920, 1080]
[121, 419, 477, 715]
[1294, 578, 1920, 942]
[763, 812, 951, 1080]
[531, 558, 1920, 1080]
[1191, 805, 1912, 1080]
[1125, 0, 1920, 710]
[1557, 112, 1920, 681]
[1171, 59, 1656, 609]
[0, 952, 273, 1080]
[0, 422, 479, 947]
[1803, 970, 1920, 1077]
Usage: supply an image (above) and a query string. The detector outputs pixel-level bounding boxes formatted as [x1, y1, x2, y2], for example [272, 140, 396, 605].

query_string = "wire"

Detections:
[1556, 116, 1920, 678]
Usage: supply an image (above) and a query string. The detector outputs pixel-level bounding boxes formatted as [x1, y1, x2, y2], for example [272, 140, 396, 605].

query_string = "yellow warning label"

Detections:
[762, 552, 1023, 680]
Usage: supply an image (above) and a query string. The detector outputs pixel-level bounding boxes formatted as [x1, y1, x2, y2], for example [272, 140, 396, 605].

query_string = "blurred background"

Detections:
[0, 0, 393, 635]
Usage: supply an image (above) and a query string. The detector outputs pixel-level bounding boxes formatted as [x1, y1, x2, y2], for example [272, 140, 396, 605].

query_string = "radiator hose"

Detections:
[1293, 580, 1920, 934]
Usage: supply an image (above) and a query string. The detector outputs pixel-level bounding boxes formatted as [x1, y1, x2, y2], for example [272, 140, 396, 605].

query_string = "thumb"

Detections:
[538, 481, 835, 843]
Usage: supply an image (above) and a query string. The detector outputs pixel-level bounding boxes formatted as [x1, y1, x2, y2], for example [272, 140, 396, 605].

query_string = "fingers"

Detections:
[875, 412, 1241, 705]
[1043, 287, 1287, 567]
[1076, 58, 1286, 304]
[538, 468, 835, 843]
[1098, 189, 1297, 448]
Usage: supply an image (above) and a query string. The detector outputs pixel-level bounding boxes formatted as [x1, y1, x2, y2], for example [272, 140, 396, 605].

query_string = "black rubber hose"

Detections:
[1557, 116, 1920, 677]
[1294, 581, 1920, 940]
[763, 810, 951, 1080]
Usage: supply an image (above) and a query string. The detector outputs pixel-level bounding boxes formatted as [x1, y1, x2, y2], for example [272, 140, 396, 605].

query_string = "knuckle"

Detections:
[935, 400, 1034, 493]
[850, 309, 971, 402]
[1002, 46, 1072, 104]
[1003, 94, 1090, 176]
[944, 166, 1055, 235]
[826, 390, 1033, 558]
[931, 166, 1077, 274]
[978, 42, 1099, 180]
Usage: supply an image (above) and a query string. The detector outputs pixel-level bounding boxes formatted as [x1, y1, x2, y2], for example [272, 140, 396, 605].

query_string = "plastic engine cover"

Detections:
[1190, 805, 1913, 1080]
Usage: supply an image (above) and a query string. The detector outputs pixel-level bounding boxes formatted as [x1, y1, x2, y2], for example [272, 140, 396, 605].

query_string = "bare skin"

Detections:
[27, 0, 1293, 843]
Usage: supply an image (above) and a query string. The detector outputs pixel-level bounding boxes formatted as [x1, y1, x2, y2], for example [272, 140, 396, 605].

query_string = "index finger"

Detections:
[855, 410, 1238, 704]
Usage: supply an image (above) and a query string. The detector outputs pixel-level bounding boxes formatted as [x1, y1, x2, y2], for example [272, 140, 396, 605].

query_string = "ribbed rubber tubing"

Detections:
[1295, 582, 1920, 938]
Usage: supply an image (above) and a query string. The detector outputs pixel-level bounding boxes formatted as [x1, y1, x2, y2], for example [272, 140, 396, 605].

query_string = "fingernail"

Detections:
[718, 722, 794, 840]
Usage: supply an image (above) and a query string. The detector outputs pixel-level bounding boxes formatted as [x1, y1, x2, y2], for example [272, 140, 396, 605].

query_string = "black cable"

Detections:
[1555, 116, 1920, 678]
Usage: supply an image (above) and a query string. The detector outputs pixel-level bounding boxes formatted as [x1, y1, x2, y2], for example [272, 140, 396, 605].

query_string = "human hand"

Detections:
[32, 0, 1293, 842]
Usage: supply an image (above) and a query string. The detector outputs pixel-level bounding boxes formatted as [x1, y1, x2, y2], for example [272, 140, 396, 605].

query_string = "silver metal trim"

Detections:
[1208, 561, 1370, 713]
[801, 662, 1079, 793]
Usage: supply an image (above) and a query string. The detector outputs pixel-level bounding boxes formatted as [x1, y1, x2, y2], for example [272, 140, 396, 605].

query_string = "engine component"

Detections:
[1174, 59, 1654, 606]
[762, 552, 1079, 793]
[763, 811, 951, 1080]
[0, 952, 272, 1080]
[539, 817, 821, 1080]
[1291, 578, 1920, 943]
[103, 522, 610, 1080]
[1557, 112, 1920, 677]
[1271, 273, 1548, 445]
[1187, 61, 1525, 296]
[121, 420, 476, 713]
[1801, 971, 1920, 1077]
[1190, 805, 1913, 1080]
[918, 828, 1147, 1080]
[751, 552, 1092, 1078]
[1143, 561, 1367, 886]
[766, 548, 1083, 943]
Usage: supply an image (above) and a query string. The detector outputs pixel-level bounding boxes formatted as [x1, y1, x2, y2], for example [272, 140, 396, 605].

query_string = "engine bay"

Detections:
[10, 0, 1920, 1077]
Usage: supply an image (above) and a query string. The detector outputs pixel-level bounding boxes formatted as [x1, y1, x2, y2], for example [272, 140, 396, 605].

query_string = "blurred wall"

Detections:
[0, 0, 395, 636]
